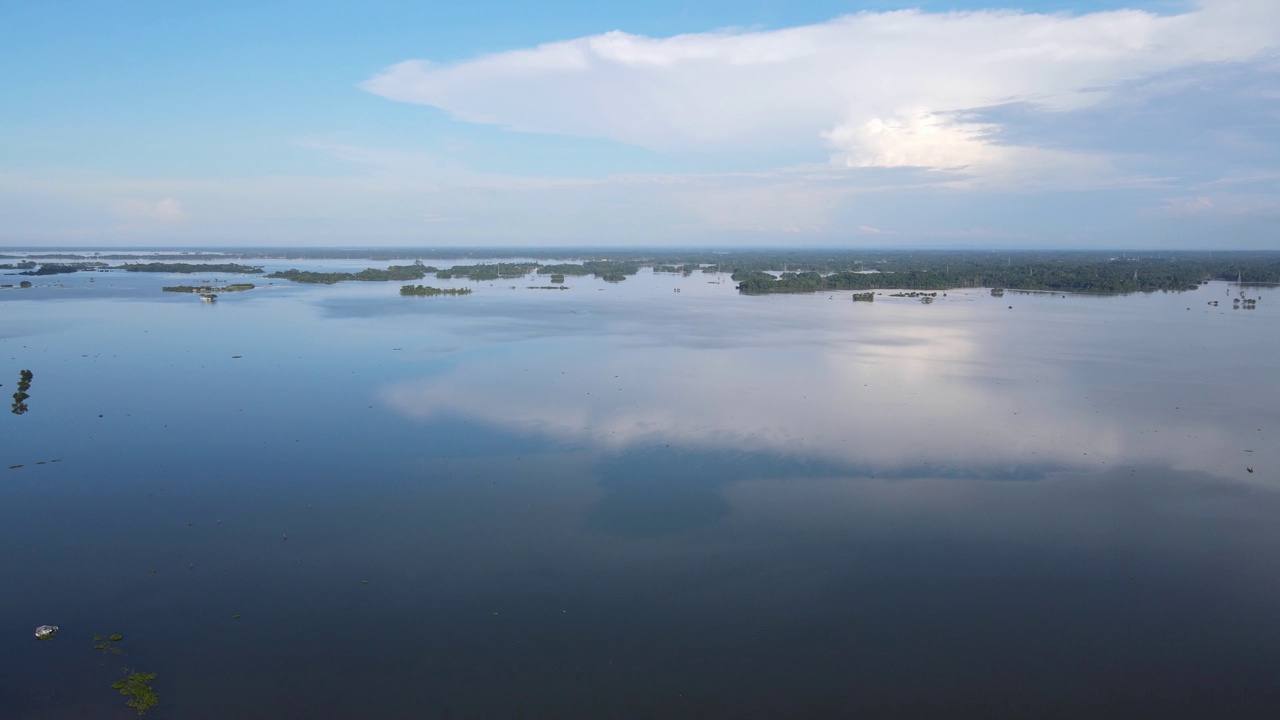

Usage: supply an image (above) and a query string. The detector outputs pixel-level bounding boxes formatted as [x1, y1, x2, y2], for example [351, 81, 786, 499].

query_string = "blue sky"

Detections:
[2, 0, 1277, 248]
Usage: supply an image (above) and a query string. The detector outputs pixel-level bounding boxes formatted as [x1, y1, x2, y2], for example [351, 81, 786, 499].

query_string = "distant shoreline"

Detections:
[3, 249, 1278, 296]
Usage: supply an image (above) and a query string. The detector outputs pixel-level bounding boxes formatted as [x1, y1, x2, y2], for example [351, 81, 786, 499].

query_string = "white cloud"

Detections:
[363, 0, 1280, 181]
[1151, 192, 1280, 219]
[1160, 195, 1216, 215]
[825, 110, 1000, 171]
[115, 197, 187, 223]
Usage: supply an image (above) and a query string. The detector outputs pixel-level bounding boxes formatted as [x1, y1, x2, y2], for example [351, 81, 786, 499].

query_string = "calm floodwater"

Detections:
[3, 261, 1279, 719]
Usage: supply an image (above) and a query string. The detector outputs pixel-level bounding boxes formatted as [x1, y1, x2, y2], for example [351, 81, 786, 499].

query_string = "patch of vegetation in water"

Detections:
[111, 671, 158, 715]
[118, 262, 264, 274]
[400, 285, 473, 296]
[352, 264, 438, 281]
[729, 251, 1280, 295]
[11, 369, 32, 415]
[19, 262, 108, 276]
[265, 269, 349, 284]
[653, 263, 699, 275]
[435, 262, 537, 280]
[163, 283, 255, 293]
[93, 633, 125, 654]
[537, 260, 642, 279]
[269, 263, 436, 284]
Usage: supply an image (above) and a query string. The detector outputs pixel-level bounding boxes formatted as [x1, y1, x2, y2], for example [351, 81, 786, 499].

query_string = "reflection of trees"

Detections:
[11, 369, 32, 415]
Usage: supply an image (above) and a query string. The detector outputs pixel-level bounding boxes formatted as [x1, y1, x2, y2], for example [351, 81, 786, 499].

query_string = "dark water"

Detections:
[3, 262, 1279, 719]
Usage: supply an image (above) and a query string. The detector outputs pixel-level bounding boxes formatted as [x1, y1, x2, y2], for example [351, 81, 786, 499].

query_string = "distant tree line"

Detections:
[536, 260, 644, 279]
[162, 284, 255, 293]
[268, 263, 437, 284]
[435, 263, 537, 280]
[8, 249, 1278, 297]
[731, 252, 1280, 295]
[118, 262, 264, 274]
[19, 262, 109, 275]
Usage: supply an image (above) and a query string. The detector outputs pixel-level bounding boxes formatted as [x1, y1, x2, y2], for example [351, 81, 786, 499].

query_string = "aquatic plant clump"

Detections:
[93, 633, 125, 654]
[399, 285, 473, 296]
[111, 671, 158, 715]
[12, 369, 33, 415]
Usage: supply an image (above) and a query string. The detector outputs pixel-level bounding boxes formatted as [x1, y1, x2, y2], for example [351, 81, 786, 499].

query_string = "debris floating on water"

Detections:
[34, 625, 58, 640]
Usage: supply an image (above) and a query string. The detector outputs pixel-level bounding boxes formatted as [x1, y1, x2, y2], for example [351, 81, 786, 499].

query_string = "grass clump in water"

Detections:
[112, 671, 158, 715]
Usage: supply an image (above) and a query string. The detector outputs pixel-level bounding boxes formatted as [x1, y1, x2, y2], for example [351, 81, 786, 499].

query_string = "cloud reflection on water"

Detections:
[374, 288, 1271, 484]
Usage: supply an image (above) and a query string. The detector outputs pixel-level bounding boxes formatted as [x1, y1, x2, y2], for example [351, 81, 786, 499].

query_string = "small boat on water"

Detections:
[35, 625, 58, 640]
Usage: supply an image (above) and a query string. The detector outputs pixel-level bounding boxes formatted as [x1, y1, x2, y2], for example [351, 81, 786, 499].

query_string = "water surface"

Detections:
[3, 264, 1278, 719]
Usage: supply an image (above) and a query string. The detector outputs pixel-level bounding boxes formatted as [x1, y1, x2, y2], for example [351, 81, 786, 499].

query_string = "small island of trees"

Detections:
[268, 262, 437, 284]
[118, 262, 264, 274]
[19, 261, 109, 275]
[163, 283, 255, 293]
[537, 260, 643, 280]
[435, 263, 537, 280]
[653, 263, 699, 275]
[400, 285, 473, 296]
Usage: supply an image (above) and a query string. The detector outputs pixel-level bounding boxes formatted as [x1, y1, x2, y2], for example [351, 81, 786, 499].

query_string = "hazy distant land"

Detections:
[2, 249, 1278, 296]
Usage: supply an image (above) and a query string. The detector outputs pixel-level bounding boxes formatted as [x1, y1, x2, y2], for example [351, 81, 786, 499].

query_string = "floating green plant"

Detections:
[93, 633, 124, 654]
[11, 369, 32, 415]
[111, 671, 158, 715]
